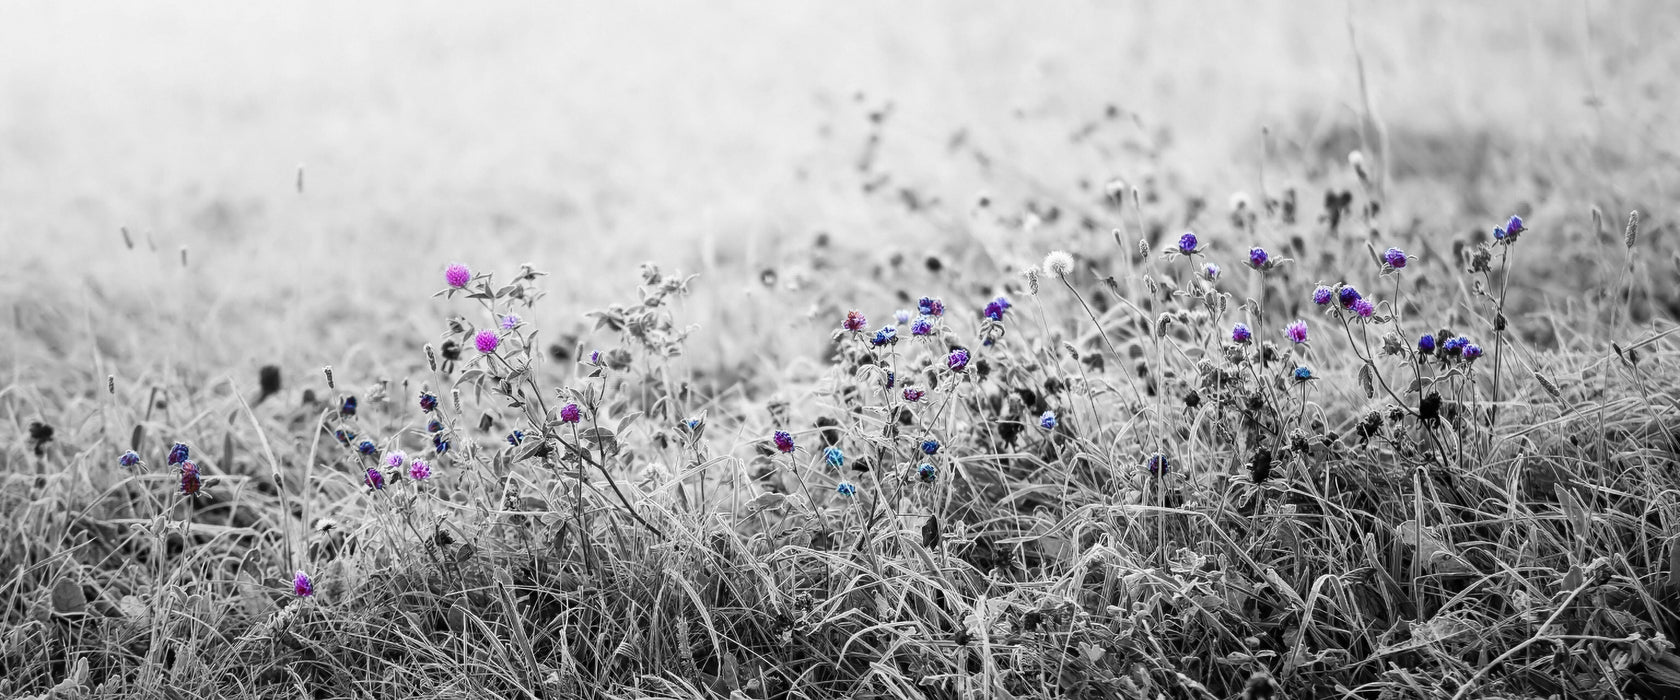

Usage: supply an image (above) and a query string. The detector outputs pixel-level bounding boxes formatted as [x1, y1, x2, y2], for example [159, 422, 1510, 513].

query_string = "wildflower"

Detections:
[1040, 411, 1057, 430]
[408, 459, 432, 480]
[179, 461, 202, 495]
[119, 450, 141, 468]
[917, 463, 936, 483]
[1497, 215, 1525, 242]
[432, 432, 451, 454]
[1462, 344, 1483, 361]
[685, 418, 701, 431]
[419, 392, 438, 413]
[983, 297, 1011, 321]
[824, 447, 844, 468]
[1231, 323, 1252, 344]
[1338, 286, 1362, 310]
[918, 297, 945, 317]
[334, 429, 356, 445]
[1177, 231, 1199, 255]
[1442, 336, 1469, 356]
[1383, 247, 1407, 269]
[920, 439, 940, 456]
[560, 403, 581, 424]
[1145, 453, 1170, 476]
[444, 263, 471, 289]
[1285, 320, 1308, 344]
[357, 439, 377, 456]
[885, 372, 896, 389]
[474, 330, 499, 354]
[871, 325, 898, 347]
[426, 419, 442, 433]
[842, 310, 868, 333]
[894, 309, 912, 325]
[836, 481, 858, 497]
[946, 347, 971, 372]
[1202, 263, 1221, 281]
[501, 314, 520, 330]
[1043, 251, 1075, 278]
[1352, 298, 1375, 318]
[383, 451, 407, 471]
[1312, 285, 1334, 306]
[903, 387, 925, 402]
[589, 350, 600, 364]
[1418, 334, 1436, 354]
[168, 442, 190, 466]
[1248, 246, 1270, 269]
[364, 467, 386, 490]
[293, 570, 315, 597]
[773, 430, 795, 454]
[911, 316, 934, 336]
[506, 430, 524, 446]
[340, 396, 357, 416]
[1293, 366, 1313, 381]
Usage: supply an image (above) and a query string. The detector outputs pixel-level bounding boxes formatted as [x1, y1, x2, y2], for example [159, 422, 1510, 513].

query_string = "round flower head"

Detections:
[773, 430, 795, 454]
[559, 403, 581, 424]
[364, 467, 386, 490]
[946, 348, 971, 372]
[1293, 366, 1313, 381]
[119, 450, 141, 468]
[824, 446, 844, 468]
[1231, 323, 1252, 344]
[293, 570, 315, 597]
[408, 459, 432, 481]
[168, 442, 190, 466]
[871, 326, 898, 347]
[1418, 333, 1436, 354]
[1499, 215, 1524, 242]
[1043, 250, 1075, 278]
[179, 462, 202, 495]
[1383, 247, 1407, 269]
[1177, 231, 1199, 255]
[501, 314, 520, 330]
[911, 316, 934, 336]
[1352, 299, 1375, 318]
[474, 330, 499, 354]
[917, 463, 937, 484]
[920, 439, 940, 456]
[426, 419, 443, 433]
[1040, 411, 1058, 430]
[419, 392, 438, 413]
[432, 433, 451, 454]
[383, 451, 407, 471]
[1285, 320, 1309, 344]
[903, 387, 925, 402]
[842, 310, 867, 333]
[506, 430, 524, 446]
[1202, 263, 1221, 281]
[1312, 285, 1334, 306]
[835, 481, 858, 497]
[984, 298, 1008, 321]
[444, 263, 471, 289]
[589, 350, 601, 364]
[1338, 286, 1362, 310]
[340, 396, 357, 416]
[1145, 453, 1170, 477]
[894, 309, 912, 325]
[1442, 336, 1468, 356]
[1248, 246, 1270, 269]
[334, 429, 356, 445]
[357, 439, 377, 456]
[917, 297, 945, 317]
[1461, 344, 1483, 361]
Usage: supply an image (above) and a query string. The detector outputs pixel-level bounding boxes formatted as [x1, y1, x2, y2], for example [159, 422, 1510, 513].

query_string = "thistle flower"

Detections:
[408, 459, 432, 481]
[871, 326, 898, 347]
[1248, 246, 1270, 269]
[506, 430, 525, 446]
[444, 263, 471, 289]
[168, 442, 190, 466]
[920, 439, 940, 456]
[842, 310, 868, 333]
[1312, 285, 1334, 306]
[1352, 299, 1375, 318]
[474, 330, 499, 354]
[119, 450, 141, 468]
[1040, 411, 1057, 430]
[1202, 263, 1221, 281]
[560, 403, 581, 424]
[1461, 344, 1483, 361]
[293, 570, 315, 597]
[835, 481, 858, 497]
[946, 348, 971, 372]
[1043, 251, 1075, 278]
[1231, 323, 1253, 344]
[383, 451, 407, 471]
[500, 314, 520, 330]
[903, 387, 925, 402]
[357, 439, 377, 456]
[911, 316, 934, 336]
[1177, 231, 1199, 255]
[773, 430, 795, 454]
[179, 461, 202, 495]
[1338, 286, 1362, 310]
[1418, 333, 1436, 354]
[917, 297, 945, 317]
[1285, 320, 1308, 344]
[1145, 453, 1170, 476]
[824, 447, 844, 468]
[1293, 366, 1313, 381]
[364, 467, 385, 491]
[916, 463, 936, 483]
[1383, 247, 1407, 269]
[419, 392, 438, 412]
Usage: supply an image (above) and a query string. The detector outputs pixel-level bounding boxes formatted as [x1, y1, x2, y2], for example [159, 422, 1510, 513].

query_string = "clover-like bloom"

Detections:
[1313, 285, 1334, 306]
[1177, 232, 1199, 255]
[1293, 366, 1313, 381]
[560, 403, 581, 424]
[408, 459, 432, 481]
[920, 440, 940, 456]
[1232, 323, 1252, 344]
[836, 481, 858, 497]
[1285, 320, 1308, 344]
[842, 310, 867, 333]
[917, 463, 937, 483]
[1249, 246, 1270, 269]
[947, 348, 971, 372]
[917, 297, 945, 317]
[871, 325, 898, 347]
[293, 571, 315, 597]
[1040, 411, 1057, 430]
[1383, 247, 1407, 269]
[1353, 299, 1375, 318]
[773, 430, 795, 454]
[445, 263, 471, 289]
[1418, 334, 1436, 354]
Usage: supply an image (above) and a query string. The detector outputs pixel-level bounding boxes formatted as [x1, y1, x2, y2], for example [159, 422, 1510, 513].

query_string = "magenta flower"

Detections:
[364, 467, 386, 490]
[383, 451, 407, 471]
[1383, 247, 1407, 269]
[1232, 323, 1252, 344]
[293, 570, 315, 597]
[408, 459, 432, 480]
[474, 330, 499, 354]
[560, 403, 581, 424]
[1285, 320, 1308, 344]
[179, 461, 203, 496]
[842, 310, 867, 333]
[1312, 285, 1334, 306]
[773, 430, 795, 453]
[903, 387, 925, 402]
[445, 263, 471, 289]
[1352, 299, 1375, 318]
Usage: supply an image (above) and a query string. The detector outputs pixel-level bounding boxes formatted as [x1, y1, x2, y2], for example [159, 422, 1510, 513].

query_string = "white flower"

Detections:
[1043, 251, 1075, 279]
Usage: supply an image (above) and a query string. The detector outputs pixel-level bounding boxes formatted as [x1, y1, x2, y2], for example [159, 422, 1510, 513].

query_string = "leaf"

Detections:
[615, 412, 644, 435]
[743, 492, 787, 515]
[52, 578, 87, 615]
[719, 651, 741, 691]
[1358, 363, 1375, 399]
[1397, 520, 1475, 574]
[921, 515, 941, 549]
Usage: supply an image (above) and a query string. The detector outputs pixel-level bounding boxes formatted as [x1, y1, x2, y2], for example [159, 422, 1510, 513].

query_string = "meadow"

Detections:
[4, 2, 1680, 698]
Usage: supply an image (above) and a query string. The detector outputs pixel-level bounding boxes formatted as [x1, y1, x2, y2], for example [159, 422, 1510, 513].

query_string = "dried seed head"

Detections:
[451, 388, 462, 415]
[1536, 372, 1562, 399]
[424, 343, 438, 372]
[322, 365, 334, 390]
[1138, 238, 1150, 259]
[1022, 265, 1041, 296]
[107, 375, 115, 395]
[1063, 342, 1080, 361]
[1625, 210, 1640, 249]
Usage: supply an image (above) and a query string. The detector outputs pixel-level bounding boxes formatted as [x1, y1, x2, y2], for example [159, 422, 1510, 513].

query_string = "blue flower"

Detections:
[824, 446, 844, 468]
[917, 297, 945, 317]
[341, 396, 357, 417]
[1249, 246, 1270, 269]
[1231, 323, 1252, 344]
[1442, 336, 1469, 356]
[507, 430, 525, 446]
[920, 439, 941, 456]
[1293, 366, 1313, 381]
[168, 442, 190, 466]
[872, 325, 899, 347]
[119, 450, 141, 468]
[1040, 411, 1057, 430]
[1313, 285, 1334, 306]
[916, 463, 936, 483]
[1178, 231, 1199, 255]
[426, 419, 443, 433]
[1418, 334, 1436, 354]
[419, 392, 438, 413]
[1462, 344, 1483, 361]
[836, 481, 858, 497]
[357, 439, 377, 456]
[1145, 453, 1170, 476]
[432, 433, 451, 454]
[911, 316, 934, 336]
[1338, 286, 1362, 310]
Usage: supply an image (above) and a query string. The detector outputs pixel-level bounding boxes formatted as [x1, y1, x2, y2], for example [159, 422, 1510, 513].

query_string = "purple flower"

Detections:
[1353, 299, 1375, 318]
[918, 297, 945, 317]
[179, 461, 202, 495]
[383, 451, 407, 471]
[357, 439, 377, 456]
[445, 263, 471, 289]
[1177, 231, 1199, 255]
[419, 392, 438, 412]
[560, 403, 581, 424]
[773, 430, 795, 454]
[1145, 453, 1170, 476]
[1384, 247, 1407, 269]
[885, 371, 896, 389]
[168, 442, 190, 466]
[1506, 215, 1524, 236]
[1462, 344, 1483, 361]
[1312, 285, 1334, 306]
[894, 309, 912, 325]
[920, 439, 940, 456]
[1285, 320, 1308, 344]
[119, 450, 141, 468]
[1202, 263, 1221, 281]
[589, 350, 601, 364]
[334, 429, 356, 445]
[984, 297, 1011, 321]
[842, 310, 867, 333]
[1231, 323, 1252, 344]
[408, 459, 432, 481]
[293, 570, 315, 597]
[911, 316, 934, 336]
[364, 467, 386, 490]
[1418, 334, 1436, 354]
[1338, 286, 1362, 310]
[903, 387, 925, 402]
[1249, 246, 1270, 269]
[426, 419, 442, 433]
[871, 325, 898, 347]
[1040, 411, 1058, 430]
[501, 314, 520, 330]
[432, 433, 450, 454]
[474, 330, 499, 354]
[946, 347, 971, 372]
[1442, 336, 1469, 356]
[340, 396, 357, 416]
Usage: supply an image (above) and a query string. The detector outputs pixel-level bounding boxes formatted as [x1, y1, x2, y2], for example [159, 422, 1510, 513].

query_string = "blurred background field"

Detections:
[2, 0, 1676, 387]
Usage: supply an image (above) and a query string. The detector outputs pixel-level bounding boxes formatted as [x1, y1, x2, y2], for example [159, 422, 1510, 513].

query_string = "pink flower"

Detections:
[445, 263, 471, 289]
[474, 330, 499, 354]
[408, 459, 432, 480]
[1353, 299, 1375, 318]
[293, 570, 314, 597]
[560, 403, 581, 423]
[1285, 320, 1308, 344]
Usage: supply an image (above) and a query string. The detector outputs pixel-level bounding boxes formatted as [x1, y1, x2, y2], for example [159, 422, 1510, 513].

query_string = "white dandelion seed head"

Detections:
[1043, 251, 1075, 279]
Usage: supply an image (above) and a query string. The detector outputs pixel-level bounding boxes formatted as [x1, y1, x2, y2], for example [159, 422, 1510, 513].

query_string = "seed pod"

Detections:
[322, 365, 334, 390]
[1536, 373, 1562, 399]
[424, 343, 438, 372]
[1625, 210, 1640, 249]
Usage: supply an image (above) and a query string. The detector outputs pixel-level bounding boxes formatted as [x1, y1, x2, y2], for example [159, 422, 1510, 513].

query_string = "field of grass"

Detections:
[5, 2, 1680, 698]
